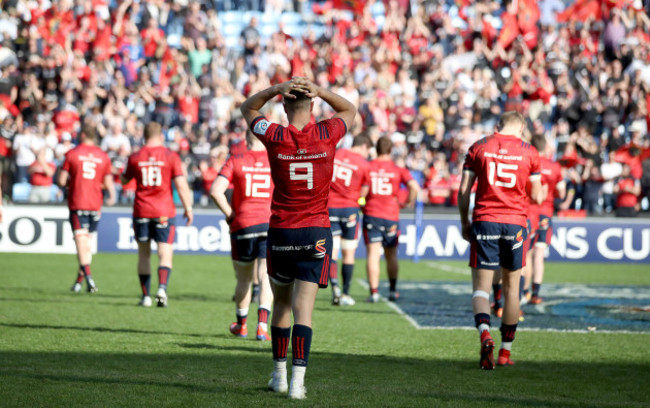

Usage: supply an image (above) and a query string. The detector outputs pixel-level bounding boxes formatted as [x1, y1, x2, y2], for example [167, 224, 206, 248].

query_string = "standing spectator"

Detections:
[101, 120, 132, 159]
[601, 152, 623, 213]
[614, 163, 641, 217]
[12, 125, 37, 183]
[28, 148, 56, 203]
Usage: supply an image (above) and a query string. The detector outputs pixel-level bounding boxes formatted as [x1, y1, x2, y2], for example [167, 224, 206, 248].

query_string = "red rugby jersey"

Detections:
[124, 145, 184, 218]
[329, 148, 370, 209]
[62, 144, 112, 211]
[463, 133, 541, 228]
[530, 156, 563, 217]
[218, 149, 273, 232]
[250, 116, 346, 229]
[363, 160, 414, 221]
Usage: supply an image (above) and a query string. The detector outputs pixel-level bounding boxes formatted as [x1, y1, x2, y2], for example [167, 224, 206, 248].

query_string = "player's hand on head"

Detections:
[292, 77, 318, 98]
[277, 80, 299, 99]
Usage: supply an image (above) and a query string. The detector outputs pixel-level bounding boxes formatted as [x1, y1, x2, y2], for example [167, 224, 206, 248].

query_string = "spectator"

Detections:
[601, 152, 624, 213]
[614, 163, 641, 217]
[28, 148, 56, 203]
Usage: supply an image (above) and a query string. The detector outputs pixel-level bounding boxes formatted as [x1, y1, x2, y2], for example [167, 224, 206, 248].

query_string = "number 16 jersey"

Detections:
[124, 145, 184, 219]
[250, 116, 346, 229]
[463, 133, 541, 228]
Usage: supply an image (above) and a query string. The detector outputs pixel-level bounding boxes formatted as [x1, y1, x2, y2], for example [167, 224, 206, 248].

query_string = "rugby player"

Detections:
[458, 112, 543, 369]
[58, 125, 116, 293]
[328, 134, 372, 306]
[212, 130, 274, 341]
[241, 77, 355, 399]
[123, 122, 193, 307]
[363, 137, 420, 302]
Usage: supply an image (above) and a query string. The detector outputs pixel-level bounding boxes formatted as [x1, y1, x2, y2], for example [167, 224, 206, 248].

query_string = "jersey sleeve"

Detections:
[124, 155, 135, 181]
[360, 163, 370, 187]
[250, 116, 273, 142]
[320, 118, 347, 144]
[61, 151, 72, 172]
[217, 156, 235, 182]
[529, 151, 541, 181]
[171, 152, 183, 178]
[463, 143, 478, 174]
[401, 166, 414, 184]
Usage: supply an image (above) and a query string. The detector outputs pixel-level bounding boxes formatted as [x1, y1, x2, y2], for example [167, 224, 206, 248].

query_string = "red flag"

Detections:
[497, 12, 519, 48]
[332, 0, 365, 14]
[557, 0, 602, 23]
[518, 0, 540, 34]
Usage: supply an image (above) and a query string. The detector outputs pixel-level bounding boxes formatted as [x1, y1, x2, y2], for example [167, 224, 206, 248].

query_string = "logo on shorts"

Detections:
[158, 216, 168, 227]
[314, 239, 327, 259]
[540, 218, 549, 229]
[512, 229, 524, 250]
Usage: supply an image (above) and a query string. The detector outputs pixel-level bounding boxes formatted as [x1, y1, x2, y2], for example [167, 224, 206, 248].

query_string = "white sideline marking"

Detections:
[426, 262, 471, 276]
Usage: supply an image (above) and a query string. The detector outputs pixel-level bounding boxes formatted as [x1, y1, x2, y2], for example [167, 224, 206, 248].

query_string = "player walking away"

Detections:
[528, 134, 565, 305]
[58, 125, 116, 293]
[123, 122, 193, 307]
[241, 77, 355, 399]
[363, 137, 420, 303]
[328, 134, 372, 306]
[211, 130, 274, 341]
[458, 112, 543, 369]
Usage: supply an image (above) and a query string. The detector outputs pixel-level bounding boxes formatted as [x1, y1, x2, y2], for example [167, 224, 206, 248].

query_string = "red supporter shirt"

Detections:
[463, 133, 541, 228]
[364, 160, 414, 221]
[218, 150, 273, 232]
[616, 177, 639, 208]
[329, 148, 370, 209]
[62, 144, 111, 211]
[530, 157, 563, 217]
[124, 145, 183, 218]
[250, 116, 346, 229]
[201, 167, 219, 194]
[29, 162, 56, 186]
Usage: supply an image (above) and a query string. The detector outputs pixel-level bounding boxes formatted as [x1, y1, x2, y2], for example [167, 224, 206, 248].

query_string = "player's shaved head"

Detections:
[496, 111, 526, 133]
[376, 136, 393, 156]
[284, 90, 312, 113]
[531, 134, 547, 153]
[352, 134, 373, 148]
[144, 122, 162, 141]
[81, 125, 97, 142]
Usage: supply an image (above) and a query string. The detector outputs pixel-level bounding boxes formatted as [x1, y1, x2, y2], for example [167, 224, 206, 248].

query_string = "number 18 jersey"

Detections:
[124, 145, 183, 218]
[218, 150, 273, 232]
[250, 116, 346, 229]
[463, 133, 541, 228]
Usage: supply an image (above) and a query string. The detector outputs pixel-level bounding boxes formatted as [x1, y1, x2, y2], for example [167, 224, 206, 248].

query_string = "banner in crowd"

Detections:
[1, 206, 649, 263]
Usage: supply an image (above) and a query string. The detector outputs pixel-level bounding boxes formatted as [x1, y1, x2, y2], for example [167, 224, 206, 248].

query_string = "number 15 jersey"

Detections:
[250, 116, 346, 229]
[124, 145, 184, 219]
[463, 133, 541, 228]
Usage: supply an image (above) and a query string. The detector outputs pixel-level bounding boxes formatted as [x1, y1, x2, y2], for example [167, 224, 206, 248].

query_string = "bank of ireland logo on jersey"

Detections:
[253, 119, 270, 135]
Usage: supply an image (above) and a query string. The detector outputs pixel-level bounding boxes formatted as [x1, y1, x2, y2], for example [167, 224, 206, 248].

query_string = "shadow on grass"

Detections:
[0, 350, 647, 408]
[0, 322, 208, 338]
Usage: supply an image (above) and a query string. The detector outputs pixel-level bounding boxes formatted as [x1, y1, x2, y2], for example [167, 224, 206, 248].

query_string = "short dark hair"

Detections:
[352, 134, 372, 148]
[144, 122, 162, 141]
[496, 111, 525, 132]
[531, 134, 546, 152]
[376, 136, 393, 155]
[81, 125, 97, 141]
[283, 90, 312, 112]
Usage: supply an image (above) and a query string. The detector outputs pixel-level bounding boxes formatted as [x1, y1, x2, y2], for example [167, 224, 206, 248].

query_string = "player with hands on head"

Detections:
[211, 130, 274, 341]
[241, 77, 356, 399]
[123, 122, 193, 308]
[58, 125, 116, 294]
[458, 111, 543, 370]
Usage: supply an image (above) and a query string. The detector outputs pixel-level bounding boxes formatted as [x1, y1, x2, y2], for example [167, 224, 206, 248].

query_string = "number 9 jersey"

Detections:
[218, 150, 273, 232]
[124, 145, 184, 218]
[463, 132, 541, 228]
[250, 116, 346, 229]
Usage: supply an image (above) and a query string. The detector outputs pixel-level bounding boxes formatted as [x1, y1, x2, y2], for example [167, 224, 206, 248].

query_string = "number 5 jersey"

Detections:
[62, 144, 112, 211]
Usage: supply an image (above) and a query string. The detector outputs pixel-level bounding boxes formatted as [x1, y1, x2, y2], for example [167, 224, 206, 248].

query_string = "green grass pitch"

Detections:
[0, 252, 648, 407]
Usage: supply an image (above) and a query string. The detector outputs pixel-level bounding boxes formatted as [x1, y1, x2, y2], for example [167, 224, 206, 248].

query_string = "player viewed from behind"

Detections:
[458, 111, 543, 370]
[328, 134, 372, 306]
[58, 125, 116, 293]
[363, 136, 420, 303]
[527, 134, 565, 305]
[211, 130, 274, 341]
[123, 122, 193, 307]
[241, 77, 355, 399]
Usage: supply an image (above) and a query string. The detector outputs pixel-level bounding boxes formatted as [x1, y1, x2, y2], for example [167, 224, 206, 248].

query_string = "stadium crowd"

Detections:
[0, 0, 649, 216]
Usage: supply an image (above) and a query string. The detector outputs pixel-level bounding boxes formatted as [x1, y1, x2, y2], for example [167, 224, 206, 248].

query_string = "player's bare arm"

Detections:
[210, 176, 235, 225]
[103, 174, 117, 206]
[240, 79, 300, 125]
[529, 178, 543, 205]
[57, 169, 69, 188]
[173, 176, 194, 226]
[458, 169, 476, 242]
[404, 179, 421, 209]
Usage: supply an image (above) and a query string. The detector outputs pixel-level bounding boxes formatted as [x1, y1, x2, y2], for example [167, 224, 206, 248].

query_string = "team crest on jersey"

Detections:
[297, 149, 307, 154]
[499, 149, 508, 154]
[255, 162, 263, 167]
[253, 119, 270, 134]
